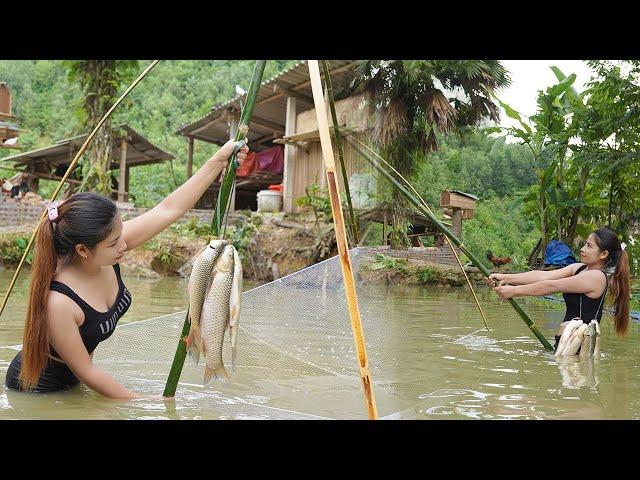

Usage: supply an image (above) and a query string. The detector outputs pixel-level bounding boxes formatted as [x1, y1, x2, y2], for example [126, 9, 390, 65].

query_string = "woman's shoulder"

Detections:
[565, 262, 585, 275]
[47, 290, 84, 327]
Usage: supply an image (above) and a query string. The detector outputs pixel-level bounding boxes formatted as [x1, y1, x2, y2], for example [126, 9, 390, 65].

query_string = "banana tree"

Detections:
[494, 71, 577, 260]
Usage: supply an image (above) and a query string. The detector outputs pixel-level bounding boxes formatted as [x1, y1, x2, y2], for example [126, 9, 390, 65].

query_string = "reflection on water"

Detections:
[1, 268, 639, 419]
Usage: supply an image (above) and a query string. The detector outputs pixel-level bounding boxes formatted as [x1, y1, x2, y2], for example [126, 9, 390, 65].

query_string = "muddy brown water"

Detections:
[1, 267, 639, 419]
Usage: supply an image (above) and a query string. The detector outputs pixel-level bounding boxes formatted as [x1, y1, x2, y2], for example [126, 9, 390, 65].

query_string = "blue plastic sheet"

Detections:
[544, 239, 577, 267]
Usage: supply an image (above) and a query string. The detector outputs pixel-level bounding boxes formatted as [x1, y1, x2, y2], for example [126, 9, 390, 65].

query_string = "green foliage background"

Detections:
[0, 60, 296, 205]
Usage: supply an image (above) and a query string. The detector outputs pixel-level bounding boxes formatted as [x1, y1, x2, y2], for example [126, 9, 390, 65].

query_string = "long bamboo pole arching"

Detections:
[320, 60, 358, 246]
[345, 135, 490, 331]
[308, 60, 378, 419]
[0, 60, 160, 319]
[346, 134, 554, 351]
[163, 60, 267, 398]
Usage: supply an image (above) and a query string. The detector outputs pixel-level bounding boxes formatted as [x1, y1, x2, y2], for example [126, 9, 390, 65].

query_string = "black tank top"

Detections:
[49, 263, 132, 356]
[562, 264, 608, 323]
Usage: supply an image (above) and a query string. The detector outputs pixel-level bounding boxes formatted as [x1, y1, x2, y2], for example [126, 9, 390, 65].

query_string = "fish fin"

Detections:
[204, 365, 229, 385]
[188, 345, 200, 366]
[231, 346, 237, 373]
[230, 325, 238, 372]
[197, 336, 206, 358]
[187, 328, 202, 365]
[203, 366, 214, 385]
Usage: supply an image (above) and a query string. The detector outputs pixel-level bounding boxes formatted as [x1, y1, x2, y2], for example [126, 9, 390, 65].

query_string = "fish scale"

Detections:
[201, 244, 235, 383]
[186, 240, 226, 364]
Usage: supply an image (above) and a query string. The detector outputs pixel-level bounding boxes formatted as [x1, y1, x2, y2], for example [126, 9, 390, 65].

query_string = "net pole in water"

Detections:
[320, 60, 359, 246]
[163, 60, 267, 398]
[346, 136, 554, 351]
[0, 60, 160, 319]
[308, 60, 379, 419]
[344, 137, 490, 332]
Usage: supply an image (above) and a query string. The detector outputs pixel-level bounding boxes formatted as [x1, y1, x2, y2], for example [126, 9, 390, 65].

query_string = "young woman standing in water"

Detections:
[488, 228, 630, 350]
[4, 140, 248, 399]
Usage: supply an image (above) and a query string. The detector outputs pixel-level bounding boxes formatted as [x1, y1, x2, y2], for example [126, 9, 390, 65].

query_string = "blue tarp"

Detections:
[544, 239, 577, 267]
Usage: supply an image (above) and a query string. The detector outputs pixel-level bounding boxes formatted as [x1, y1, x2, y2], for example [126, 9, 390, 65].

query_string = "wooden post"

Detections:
[452, 208, 462, 255]
[124, 165, 130, 202]
[282, 96, 297, 213]
[118, 137, 127, 202]
[187, 136, 194, 179]
[452, 208, 463, 238]
[27, 165, 39, 193]
[382, 207, 387, 245]
[308, 60, 378, 420]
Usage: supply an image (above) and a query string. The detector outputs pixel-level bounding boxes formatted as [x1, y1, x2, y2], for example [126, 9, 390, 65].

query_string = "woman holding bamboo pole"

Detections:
[488, 227, 630, 351]
[4, 141, 248, 399]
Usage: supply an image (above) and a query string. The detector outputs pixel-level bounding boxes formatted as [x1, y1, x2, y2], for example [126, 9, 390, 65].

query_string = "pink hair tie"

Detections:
[621, 242, 627, 251]
[43, 200, 59, 222]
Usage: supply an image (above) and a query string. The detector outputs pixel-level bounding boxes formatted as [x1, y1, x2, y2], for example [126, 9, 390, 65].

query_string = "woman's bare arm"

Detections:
[122, 140, 248, 251]
[490, 263, 580, 285]
[495, 269, 607, 300]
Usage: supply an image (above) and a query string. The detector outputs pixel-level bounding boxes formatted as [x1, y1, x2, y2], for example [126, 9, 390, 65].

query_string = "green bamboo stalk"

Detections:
[163, 60, 267, 397]
[353, 139, 490, 332]
[212, 60, 267, 238]
[346, 135, 553, 351]
[321, 60, 359, 246]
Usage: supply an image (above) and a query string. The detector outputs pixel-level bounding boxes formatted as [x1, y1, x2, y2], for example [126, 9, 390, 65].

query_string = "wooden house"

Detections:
[176, 60, 375, 212]
[0, 125, 174, 202]
[0, 82, 20, 149]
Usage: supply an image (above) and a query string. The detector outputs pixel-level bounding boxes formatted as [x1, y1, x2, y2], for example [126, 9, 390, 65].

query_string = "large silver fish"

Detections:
[579, 320, 600, 359]
[561, 323, 587, 356]
[185, 239, 226, 364]
[201, 244, 235, 384]
[555, 319, 583, 356]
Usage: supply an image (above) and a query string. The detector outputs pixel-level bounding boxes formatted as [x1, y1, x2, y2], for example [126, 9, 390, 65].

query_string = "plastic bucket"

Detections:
[256, 189, 282, 212]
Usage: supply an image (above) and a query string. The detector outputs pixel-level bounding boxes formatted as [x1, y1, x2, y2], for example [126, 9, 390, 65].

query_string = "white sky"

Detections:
[496, 60, 595, 128]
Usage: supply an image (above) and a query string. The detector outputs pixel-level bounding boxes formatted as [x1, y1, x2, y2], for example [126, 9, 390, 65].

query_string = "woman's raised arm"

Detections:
[122, 140, 248, 251]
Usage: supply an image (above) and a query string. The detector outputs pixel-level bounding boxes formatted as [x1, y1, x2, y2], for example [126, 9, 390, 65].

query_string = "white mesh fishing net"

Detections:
[93, 247, 427, 419]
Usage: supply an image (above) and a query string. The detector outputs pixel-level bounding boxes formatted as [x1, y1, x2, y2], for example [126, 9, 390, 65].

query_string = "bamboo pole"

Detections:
[346, 133, 554, 351]
[318, 62, 489, 331]
[163, 60, 267, 398]
[320, 60, 359, 246]
[347, 136, 490, 331]
[308, 60, 378, 419]
[0, 60, 160, 319]
[212, 61, 267, 237]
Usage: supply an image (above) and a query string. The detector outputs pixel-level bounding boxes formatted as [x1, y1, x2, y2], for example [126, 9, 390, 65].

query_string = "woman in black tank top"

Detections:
[487, 227, 631, 349]
[4, 140, 249, 399]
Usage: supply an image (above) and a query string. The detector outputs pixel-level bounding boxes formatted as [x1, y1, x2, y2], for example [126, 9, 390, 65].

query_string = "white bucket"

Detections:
[256, 189, 282, 212]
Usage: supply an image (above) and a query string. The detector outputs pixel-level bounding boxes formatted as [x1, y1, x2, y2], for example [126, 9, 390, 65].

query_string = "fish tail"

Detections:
[204, 365, 230, 385]
[186, 328, 201, 365]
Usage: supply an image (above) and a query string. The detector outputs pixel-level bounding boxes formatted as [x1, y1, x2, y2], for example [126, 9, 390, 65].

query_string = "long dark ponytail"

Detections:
[19, 192, 117, 389]
[593, 227, 630, 337]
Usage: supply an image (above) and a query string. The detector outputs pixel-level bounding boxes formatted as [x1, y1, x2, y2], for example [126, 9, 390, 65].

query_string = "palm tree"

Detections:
[352, 60, 510, 248]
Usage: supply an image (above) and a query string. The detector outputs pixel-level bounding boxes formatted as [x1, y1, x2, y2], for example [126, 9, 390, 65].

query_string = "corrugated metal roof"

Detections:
[176, 60, 357, 145]
[450, 190, 479, 201]
[0, 124, 174, 168]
